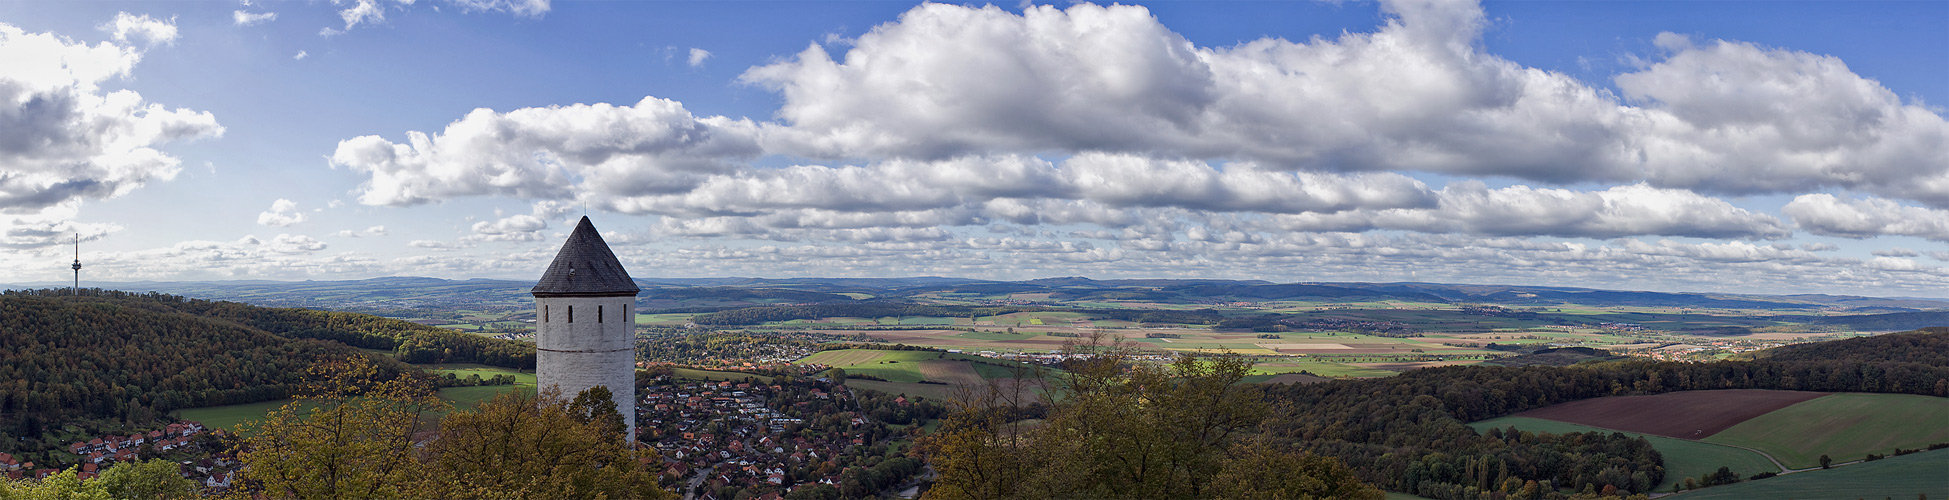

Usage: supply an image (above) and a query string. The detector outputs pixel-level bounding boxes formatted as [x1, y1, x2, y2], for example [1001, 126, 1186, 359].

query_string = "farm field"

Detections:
[172, 399, 311, 434]
[1470, 416, 1778, 492]
[1243, 373, 1330, 384]
[1247, 359, 1397, 378]
[669, 367, 775, 383]
[169, 382, 532, 435]
[1702, 393, 1949, 469]
[428, 363, 537, 385]
[804, 328, 1504, 380]
[845, 379, 953, 401]
[795, 348, 1030, 384]
[1510, 389, 1828, 439]
[1668, 448, 1949, 500]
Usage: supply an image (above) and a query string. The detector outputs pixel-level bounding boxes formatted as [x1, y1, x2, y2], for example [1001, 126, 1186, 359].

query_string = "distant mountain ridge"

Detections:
[12, 276, 1948, 313]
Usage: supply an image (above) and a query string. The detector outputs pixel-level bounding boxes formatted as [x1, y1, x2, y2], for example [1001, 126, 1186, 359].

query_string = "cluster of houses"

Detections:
[61, 422, 208, 480]
[640, 379, 884, 498]
[2, 422, 210, 481]
[0, 452, 51, 481]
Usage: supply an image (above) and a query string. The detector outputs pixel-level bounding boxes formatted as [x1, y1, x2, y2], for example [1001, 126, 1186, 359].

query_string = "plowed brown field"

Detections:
[1513, 389, 1829, 439]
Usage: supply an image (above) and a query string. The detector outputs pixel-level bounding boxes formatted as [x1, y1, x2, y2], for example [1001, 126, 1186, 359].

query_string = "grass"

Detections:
[1249, 360, 1398, 378]
[170, 382, 533, 436]
[796, 349, 1012, 383]
[1702, 393, 1949, 469]
[845, 379, 954, 401]
[172, 399, 313, 434]
[955, 330, 1038, 341]
[1668, 448, 1948, 499]
[796, 349, 889, 366]
[438, 384, 534, 409]
[428, 364, 537, 385]
[669, 367, 775, 383]
[1471, 416, 1778, 492]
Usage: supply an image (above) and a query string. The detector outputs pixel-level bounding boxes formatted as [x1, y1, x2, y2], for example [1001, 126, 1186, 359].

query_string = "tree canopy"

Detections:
[918, 333, 1381, 500]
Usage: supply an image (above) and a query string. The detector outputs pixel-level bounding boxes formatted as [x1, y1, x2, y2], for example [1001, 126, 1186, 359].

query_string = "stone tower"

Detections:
[533, 216, 640, 443]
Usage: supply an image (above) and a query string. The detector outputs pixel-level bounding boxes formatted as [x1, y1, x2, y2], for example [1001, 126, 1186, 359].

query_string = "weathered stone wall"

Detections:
[535, 294, 636, 442]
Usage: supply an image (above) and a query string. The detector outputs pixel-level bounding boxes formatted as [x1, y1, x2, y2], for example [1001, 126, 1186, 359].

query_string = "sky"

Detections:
[0, 0, 1946, 296]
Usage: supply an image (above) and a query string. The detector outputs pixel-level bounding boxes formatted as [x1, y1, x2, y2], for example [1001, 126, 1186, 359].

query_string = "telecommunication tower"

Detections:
[70, 233, 81, 295]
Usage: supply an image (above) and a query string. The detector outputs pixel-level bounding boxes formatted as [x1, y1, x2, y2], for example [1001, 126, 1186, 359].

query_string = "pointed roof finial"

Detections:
[531, 216, 639, 297]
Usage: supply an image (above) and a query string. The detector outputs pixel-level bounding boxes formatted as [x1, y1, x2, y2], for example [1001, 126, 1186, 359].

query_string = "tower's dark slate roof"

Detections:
[531, 217, 640, 297]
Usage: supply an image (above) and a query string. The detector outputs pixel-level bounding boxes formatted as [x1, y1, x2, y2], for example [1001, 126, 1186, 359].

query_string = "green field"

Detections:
[429, 363, 537, 385]
[846, 379, 954, 401]
[955, 330, 1040, 341]
[1249, 360, 1397, 378]
[1471, 416, 1779, 492]
[1669, 449, 1949, 499]
[670, 367, 776, 383]
[172, 399, 312, 434]
[438, 384, 535, 408]
[797, 349, 976, 383]
[170, 383, 532, 435]
[1703, 393, 1949, 469]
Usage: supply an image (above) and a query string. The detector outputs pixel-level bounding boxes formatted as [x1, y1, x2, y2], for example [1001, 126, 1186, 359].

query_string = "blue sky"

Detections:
[1, 0, 1946, 296]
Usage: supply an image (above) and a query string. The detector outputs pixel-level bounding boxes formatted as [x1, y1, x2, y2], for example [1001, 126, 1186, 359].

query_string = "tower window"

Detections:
[568, 305, 574, 323]
[598, 305, 604, 323]
[543, 305, 548, 323]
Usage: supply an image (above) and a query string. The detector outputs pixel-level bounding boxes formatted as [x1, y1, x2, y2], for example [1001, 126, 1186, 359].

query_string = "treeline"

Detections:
[0, 294, 414, 450]
[5, 289, 534, 368]
[1261, 328, 1949, 499]
[648, 287, 858, 303]
[1759, 326, 1949, 365]
[1791, 312, 1949, 332]
[689, 302, 1224, 326]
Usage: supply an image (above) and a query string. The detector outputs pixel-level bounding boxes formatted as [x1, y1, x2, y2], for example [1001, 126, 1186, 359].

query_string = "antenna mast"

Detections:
[70, 233, 81, 296]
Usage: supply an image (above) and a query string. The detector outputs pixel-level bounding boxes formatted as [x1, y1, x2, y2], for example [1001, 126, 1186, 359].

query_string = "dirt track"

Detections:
[1514, 389, 1829, 439]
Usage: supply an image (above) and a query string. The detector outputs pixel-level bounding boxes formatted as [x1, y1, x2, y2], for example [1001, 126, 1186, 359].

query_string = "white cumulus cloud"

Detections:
[0, 18, 221, 243]
[233, 10, 277, 26]
[330, 97, 762, 206]
[101, 13, 178, 46]
[740, 1, 1946, 201]
[257, 199, 306, 227]
[688, 48, 711, 67]
[1783, 194, 1949, 241]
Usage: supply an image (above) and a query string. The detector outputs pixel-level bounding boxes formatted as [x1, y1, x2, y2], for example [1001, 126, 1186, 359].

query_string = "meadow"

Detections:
[1668, 448, 1949, 500]
[172, 364, 540, 434]
[1469, 416, 1778, 492]
[796, 349, 1025, 384]
[1702, 393, 1949, 469]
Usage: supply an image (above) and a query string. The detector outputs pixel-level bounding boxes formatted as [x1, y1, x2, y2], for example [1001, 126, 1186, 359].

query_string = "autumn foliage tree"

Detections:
[918, 332, 1380, 500]
[237, 356, 444, 500]
[420, 388, 669, 500]
[235, 356, 673, 500]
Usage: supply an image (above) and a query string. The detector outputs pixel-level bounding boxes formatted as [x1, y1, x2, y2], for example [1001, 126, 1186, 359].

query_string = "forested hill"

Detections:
[1757, 326, 1949, 365]
[9, 288, 536, 368]
[1261, 328, 1949, 500]
[0, 293, 393, 440]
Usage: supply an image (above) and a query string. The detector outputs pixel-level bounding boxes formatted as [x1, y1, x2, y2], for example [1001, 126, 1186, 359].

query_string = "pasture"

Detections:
[796, 348, 1037, 384]
[1703, 393, 1949, 469]
[798, 349, 953, 382]
[1668, 448, 1949, 499]
[170, 382, 532, 435]
[172, 399, 309, 434]
[428, 363, 537, 385]
[1470, 416, 1779, 492]
[846, 379, 954, 401]
[669, 367, 775, 383]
